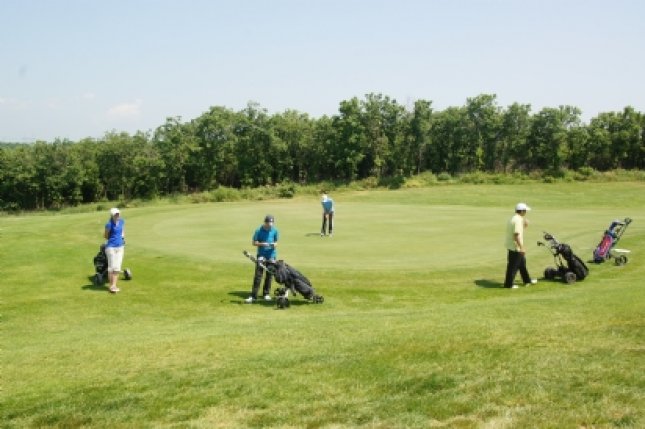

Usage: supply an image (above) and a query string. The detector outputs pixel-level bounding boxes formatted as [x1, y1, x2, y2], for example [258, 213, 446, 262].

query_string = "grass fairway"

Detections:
[2, 182, 644, 428]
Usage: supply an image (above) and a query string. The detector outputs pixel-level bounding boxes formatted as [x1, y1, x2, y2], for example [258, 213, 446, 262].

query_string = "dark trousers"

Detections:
[251, 261, 273, 298]
[504, 250, 531, 287]
[321, 212, 334, 235]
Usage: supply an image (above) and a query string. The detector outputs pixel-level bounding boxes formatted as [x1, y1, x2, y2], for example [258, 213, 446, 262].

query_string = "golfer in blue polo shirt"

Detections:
[320, 192, 335, 237]
[245, 214, 279, 303]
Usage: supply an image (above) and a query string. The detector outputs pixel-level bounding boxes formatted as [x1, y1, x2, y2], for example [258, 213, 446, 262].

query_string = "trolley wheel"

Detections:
[276, 296, 290, 309]
[124, 268, 132, 280]
[544, 267, 557, 280]
[615, 255, 628, 266]
[94, 273, 103, 285]
[564, 271, 577, 284]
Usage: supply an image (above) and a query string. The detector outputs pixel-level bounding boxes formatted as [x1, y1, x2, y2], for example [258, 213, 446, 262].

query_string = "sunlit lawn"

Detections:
[2, 182, 644, 428]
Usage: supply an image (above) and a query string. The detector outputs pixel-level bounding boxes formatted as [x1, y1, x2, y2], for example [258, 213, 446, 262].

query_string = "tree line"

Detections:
[1, 93, 643, 211]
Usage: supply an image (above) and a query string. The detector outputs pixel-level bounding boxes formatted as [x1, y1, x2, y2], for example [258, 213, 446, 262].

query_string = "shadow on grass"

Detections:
[228, 290, 320, 307]
[82, 276, 108, 292]
[273, 297, 318, 307]
[228, 290, 274, 306]
[305, 232, 323, 237]
[474, 279, 505, 288]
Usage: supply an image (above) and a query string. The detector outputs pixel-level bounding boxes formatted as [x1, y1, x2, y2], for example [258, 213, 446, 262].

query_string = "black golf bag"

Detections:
[538, 232, 588, 284]
[92, 243, 131, 285]
[93, 244, 109, 285]
[242, 251, 324, 308]
[268, 260, 324, 308]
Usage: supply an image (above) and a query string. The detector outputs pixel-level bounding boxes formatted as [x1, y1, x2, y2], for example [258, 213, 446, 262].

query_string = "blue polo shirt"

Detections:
[322, 198, 334, 213]
[105, 219, 125, 248]
[253, 225, 279, 259]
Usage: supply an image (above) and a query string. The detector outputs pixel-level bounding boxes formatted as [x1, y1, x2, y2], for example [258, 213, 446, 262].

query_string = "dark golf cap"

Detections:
[264, 215, 274, 223]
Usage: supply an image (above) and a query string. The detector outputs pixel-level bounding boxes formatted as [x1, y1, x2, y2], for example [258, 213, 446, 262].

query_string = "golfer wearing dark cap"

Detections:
[245, 215, 279, 303]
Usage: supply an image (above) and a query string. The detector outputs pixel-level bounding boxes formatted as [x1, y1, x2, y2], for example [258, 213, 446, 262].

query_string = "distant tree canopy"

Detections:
[1, 93, 644, 210]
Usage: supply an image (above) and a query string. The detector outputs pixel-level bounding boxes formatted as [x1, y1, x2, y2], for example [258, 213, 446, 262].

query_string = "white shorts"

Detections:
[105, 246, 125, 273]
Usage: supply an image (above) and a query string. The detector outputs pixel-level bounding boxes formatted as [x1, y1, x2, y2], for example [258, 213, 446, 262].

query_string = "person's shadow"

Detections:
[474, 279, 504, 288]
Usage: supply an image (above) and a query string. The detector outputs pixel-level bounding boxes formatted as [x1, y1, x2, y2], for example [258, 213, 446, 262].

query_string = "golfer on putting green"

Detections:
[320, 192, 335, 237]
[104, 207, 125, 293]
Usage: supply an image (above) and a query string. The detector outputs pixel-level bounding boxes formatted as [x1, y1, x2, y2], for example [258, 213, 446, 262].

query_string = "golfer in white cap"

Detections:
[320, 192, 335, 237]
[504, 203, 537, 288]
[104, 207, 126, 293]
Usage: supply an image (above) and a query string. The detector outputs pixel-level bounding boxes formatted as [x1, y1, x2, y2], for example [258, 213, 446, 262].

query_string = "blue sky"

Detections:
[2, 0, 644, 142]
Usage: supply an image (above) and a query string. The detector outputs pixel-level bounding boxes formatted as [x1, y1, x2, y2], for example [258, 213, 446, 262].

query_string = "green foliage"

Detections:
[1, 97, 643, 211]
[573, 166, 597, 180]
[348, 176, 379, 190]
[458, 171, 489, 184]
[375, 173, 405, 189]
[276, 181, 297, 198]
[437, 172, 453, 182]
[210, 186, 243, 202]
[403, 171, 437, 188]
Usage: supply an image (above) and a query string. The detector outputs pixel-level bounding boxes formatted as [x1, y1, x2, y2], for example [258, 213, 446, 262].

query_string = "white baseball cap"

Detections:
[110, 207, 121, 216]
[515, 202, 531, 211]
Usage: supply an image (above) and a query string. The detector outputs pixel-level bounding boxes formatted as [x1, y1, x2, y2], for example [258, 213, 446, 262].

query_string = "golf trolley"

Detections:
[93, 243, 132, 286]
[537, 232, 589, 284]
[243, 250, 324, 308]
[592, 217, 632, 265]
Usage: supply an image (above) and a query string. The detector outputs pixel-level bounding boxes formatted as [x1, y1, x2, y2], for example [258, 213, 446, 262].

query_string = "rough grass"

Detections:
[2, 182, 644, 428]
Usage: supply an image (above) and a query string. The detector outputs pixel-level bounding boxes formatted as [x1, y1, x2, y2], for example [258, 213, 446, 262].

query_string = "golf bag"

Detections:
[93, 244, 109, 285]
[538, 232, 589, 284]
[592, 218, 632, 265]
[270, 260, 324, 307]
[242, 251, 324, 308]
[92, 243, 131, 285]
